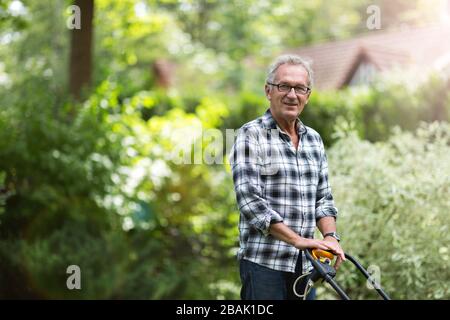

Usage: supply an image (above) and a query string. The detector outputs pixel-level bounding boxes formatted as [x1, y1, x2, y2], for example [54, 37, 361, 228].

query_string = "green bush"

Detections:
[302, 89, 363, 146]
[327, 122, 450, 299]
[0, 77, 129, 298]
[0, 223, 126, 299]
[0, 78, 123, 240]
[0, 78, 240, 299]
[306, 73, 450, 145]
[0, 171, 6, 215]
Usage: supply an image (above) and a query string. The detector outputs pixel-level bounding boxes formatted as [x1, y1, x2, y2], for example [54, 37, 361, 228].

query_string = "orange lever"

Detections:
[312, 249, 335, 261]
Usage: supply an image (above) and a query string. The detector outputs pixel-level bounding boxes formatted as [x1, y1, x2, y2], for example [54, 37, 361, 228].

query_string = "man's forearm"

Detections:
[317, 216, 337, 237]
[269, 222, 314, 249]
[269, 221, 345, 259]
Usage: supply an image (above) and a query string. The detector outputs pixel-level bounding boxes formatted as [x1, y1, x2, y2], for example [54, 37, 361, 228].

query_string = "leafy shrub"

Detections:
[0, 171, 6, 215]
[306, 74, 450, 146]
[327, 122, 450, 299]
[0, 78, 240, 299]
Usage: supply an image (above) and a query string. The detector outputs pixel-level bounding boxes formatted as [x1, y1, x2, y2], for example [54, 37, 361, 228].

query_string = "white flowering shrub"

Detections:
[327, 122, 450, 299]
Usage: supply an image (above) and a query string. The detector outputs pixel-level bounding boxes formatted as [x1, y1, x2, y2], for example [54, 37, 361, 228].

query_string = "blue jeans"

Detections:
[239, 255, 316, 300]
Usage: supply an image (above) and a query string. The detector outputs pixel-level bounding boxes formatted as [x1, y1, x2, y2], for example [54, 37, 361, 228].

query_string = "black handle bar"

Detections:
[305, 249, 391, 300]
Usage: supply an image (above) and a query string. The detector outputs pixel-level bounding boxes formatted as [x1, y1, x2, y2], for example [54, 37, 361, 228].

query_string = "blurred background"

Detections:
[0, 0, 449, 299]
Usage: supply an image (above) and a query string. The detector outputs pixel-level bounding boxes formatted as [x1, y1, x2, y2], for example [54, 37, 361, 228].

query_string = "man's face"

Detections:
[265, 64, 311, 123]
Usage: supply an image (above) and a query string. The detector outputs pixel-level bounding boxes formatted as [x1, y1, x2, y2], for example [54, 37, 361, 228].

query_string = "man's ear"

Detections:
[265, 84, 271, 100]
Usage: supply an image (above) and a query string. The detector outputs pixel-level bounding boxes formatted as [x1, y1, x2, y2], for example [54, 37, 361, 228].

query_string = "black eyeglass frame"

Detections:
[267, 82, 311, 95]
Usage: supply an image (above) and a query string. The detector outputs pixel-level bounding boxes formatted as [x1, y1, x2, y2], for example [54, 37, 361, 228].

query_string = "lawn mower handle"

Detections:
[343, 253, 391, 300]
[305, 249, 391, 300]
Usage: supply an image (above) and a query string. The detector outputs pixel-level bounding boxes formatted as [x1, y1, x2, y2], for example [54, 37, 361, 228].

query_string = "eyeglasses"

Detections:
[267, 82, 311, 95]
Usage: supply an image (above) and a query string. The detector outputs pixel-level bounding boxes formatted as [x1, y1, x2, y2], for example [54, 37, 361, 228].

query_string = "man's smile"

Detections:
[283, 101, 298, 107]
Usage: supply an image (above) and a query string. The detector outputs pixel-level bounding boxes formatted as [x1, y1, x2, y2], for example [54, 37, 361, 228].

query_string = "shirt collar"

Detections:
[262, 108, 307, 135]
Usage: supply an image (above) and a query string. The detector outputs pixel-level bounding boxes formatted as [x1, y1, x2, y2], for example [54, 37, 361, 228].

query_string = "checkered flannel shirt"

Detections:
[230, 109, 338, 273]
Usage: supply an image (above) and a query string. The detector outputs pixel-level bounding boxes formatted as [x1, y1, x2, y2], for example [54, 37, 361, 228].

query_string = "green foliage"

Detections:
[0, 0, 69, 100]
[0, 224, 126, 299]
[304, 73, 450, 145]
[327, 122, 450, 299]
[0, 171, 6, 215]
[0, 0, 29, 31]
[93, 0, 184, 93]
[0, 77, 240, 298]
[0, 77, 123, 239]
[302, 89, 363, 146]
[0, 74, 127, 297]
[1, 0, 449, 300]
[221, 90, 267, 131]
[117, 98, 240, 298]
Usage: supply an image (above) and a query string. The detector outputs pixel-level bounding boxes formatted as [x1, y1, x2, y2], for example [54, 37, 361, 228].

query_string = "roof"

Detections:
[287, 24, 450, 90]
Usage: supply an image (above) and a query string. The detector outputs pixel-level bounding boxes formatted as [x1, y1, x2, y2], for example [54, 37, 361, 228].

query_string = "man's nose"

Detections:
[286, 87, 297, 98]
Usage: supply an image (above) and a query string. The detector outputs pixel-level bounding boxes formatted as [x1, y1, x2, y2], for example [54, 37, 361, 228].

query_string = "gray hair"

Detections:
[266, 54, 314, 88]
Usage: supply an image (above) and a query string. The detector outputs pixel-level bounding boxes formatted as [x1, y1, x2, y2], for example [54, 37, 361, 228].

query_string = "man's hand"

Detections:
[316, 217, 344, 269]
[296, 237, 345, 270]
[323, 236, 345, 270]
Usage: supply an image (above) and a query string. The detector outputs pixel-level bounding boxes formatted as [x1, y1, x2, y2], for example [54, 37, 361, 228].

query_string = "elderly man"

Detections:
[230, 54, 345, 300]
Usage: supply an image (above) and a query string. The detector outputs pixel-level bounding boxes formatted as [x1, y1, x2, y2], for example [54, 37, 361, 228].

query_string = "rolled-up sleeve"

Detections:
[230, 128, 283, 236]
[315, 140, 338, 221]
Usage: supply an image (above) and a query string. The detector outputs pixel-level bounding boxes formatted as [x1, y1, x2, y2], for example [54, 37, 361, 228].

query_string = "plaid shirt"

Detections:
[230, 109, 338, 273]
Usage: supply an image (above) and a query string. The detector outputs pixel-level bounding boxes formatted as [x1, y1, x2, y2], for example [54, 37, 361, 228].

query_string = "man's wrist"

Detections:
[323, 232, 340, 242]
[324, 235, 338, 242]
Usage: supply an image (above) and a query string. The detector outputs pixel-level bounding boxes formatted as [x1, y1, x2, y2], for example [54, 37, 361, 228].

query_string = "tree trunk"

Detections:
[69, 0, 94, 100]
